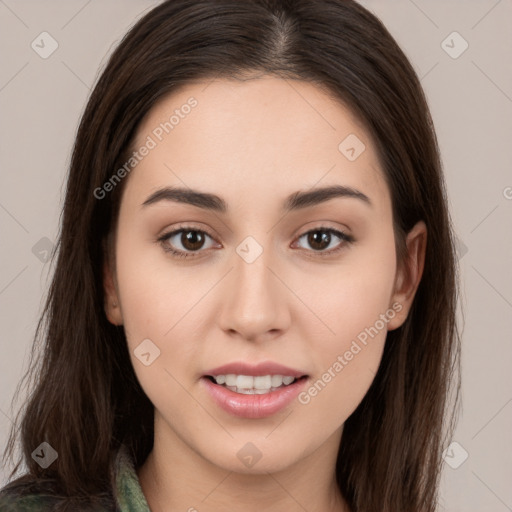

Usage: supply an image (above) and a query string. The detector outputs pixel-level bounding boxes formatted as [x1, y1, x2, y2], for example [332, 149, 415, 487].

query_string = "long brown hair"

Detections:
[1, 1, 461, 510]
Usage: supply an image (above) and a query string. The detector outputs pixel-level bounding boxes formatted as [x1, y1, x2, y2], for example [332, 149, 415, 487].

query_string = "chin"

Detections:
[198, 436, 305, 475]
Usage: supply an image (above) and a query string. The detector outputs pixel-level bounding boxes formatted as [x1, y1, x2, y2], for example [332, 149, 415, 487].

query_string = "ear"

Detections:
[103, 253, 123, 326]
[387, 220, 427, 330]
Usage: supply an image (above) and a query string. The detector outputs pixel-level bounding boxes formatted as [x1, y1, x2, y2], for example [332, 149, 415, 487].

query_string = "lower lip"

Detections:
[200, 376, 309, 419]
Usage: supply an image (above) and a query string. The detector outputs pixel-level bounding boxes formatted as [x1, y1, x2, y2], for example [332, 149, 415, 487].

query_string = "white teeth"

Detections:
[211, 374, 298, 393]
[271, 375, 282, 387]
[236, 375, 254, 389]
[225, 374, 237, 386]
[253, 375, 272, 389]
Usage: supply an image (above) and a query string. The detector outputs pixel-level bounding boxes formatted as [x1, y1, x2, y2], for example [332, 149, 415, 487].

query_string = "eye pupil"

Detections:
[182, 230, 204, 250]
[308, 230, 330, 251]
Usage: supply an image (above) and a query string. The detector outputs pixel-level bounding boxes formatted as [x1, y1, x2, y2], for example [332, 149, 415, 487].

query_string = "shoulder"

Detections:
[0, 476, 55, 510]
[0, 443, 137, 511]
[0, 493, 56, 511]
[0, 477, 116, 512]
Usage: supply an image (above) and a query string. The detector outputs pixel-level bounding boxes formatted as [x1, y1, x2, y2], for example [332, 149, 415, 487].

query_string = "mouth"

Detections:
[203, 374, 308, 394]
[200, 361, 310, 419]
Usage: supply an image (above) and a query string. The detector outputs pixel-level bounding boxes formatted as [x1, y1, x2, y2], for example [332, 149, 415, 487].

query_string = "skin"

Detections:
[103, 76, 426, 512]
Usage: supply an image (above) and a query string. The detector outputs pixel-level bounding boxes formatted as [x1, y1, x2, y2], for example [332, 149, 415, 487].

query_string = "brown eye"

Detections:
[306, 230, 332, 251]
[180, 230, 206, 251]
[158, 227, 217, 258]
[294, 227, 353, 256]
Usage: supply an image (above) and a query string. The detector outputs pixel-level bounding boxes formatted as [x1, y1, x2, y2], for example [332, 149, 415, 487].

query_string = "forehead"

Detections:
[125, 76, 389, 214]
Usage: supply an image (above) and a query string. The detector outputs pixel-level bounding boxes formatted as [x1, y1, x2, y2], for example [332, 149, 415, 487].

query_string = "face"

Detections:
[104, 76, 425, 474]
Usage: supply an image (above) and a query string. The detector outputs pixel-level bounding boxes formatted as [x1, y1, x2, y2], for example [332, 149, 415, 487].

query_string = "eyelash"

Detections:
[157, 224, 354, 259]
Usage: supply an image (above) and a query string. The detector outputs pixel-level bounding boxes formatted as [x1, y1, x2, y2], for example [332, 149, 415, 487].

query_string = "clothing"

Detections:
[0, 444, 151, 512]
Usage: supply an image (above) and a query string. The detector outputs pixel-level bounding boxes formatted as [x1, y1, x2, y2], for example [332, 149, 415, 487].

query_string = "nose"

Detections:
[217, 242, 291, 343]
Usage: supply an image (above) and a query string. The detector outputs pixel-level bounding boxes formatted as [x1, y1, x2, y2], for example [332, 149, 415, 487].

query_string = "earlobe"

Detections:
[387, 221, 427, 331]
[103, 259, 123, 326]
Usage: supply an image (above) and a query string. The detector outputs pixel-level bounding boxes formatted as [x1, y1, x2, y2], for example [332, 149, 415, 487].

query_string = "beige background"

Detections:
[1, 1, 511, 510]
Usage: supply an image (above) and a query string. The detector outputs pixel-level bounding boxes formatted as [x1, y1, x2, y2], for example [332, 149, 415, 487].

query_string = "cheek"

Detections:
[113, 232, 205, 391]
[295, 239, 396, 421]
[297, 295, 390, 434]
[114, 222, 203, 339]
[116, 260, 205, 424]
[300, 236, 397, 345]
[117, 266, 196, 340]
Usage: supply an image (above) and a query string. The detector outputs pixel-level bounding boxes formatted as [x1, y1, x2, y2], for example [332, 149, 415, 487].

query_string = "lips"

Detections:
[201, 360, 310, 419]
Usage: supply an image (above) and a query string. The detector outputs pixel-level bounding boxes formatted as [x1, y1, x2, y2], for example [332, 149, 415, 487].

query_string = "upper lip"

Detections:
[204, 361, 308, 378]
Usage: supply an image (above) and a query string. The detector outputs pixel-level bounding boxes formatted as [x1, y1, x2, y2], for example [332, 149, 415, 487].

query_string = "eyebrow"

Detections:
[141, 184, 372, 212]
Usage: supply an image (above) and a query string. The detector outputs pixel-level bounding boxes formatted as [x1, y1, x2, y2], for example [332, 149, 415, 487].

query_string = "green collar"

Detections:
[114, 445, 151, 512]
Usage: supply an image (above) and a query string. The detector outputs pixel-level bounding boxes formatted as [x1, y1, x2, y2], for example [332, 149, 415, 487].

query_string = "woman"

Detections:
[0, 0, 461, 511]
